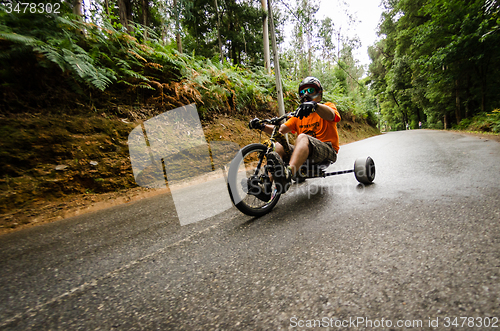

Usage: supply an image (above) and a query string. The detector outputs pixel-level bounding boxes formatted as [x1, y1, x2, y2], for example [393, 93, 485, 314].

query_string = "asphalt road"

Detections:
[1, 130, 499, 330]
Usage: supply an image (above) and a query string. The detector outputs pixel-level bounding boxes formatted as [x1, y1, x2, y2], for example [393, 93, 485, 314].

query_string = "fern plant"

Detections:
[0, 9, 279, 117]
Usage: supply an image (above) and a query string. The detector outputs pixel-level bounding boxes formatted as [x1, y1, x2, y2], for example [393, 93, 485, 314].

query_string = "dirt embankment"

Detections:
[0, 110, 380, 234]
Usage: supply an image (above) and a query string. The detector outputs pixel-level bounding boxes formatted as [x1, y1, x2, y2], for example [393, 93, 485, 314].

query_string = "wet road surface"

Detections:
[1, 130, 499, 330]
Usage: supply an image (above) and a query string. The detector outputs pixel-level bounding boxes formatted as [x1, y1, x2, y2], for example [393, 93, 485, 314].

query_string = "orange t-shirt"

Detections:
[284, 102, 341, 152]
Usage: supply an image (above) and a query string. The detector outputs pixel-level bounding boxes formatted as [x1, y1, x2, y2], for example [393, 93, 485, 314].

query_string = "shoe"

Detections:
[243, 176, 272, 202]
[267, 152, 292, 194]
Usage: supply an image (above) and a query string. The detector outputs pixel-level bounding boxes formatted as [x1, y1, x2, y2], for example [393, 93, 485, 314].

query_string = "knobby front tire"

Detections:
[227, 143, 281, 217]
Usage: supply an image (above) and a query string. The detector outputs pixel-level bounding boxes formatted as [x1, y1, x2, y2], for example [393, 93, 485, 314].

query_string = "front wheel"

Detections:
[227, 143, 281, 217]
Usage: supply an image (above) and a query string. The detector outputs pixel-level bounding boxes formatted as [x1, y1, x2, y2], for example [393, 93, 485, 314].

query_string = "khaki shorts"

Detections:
[288, 135, 337, 164]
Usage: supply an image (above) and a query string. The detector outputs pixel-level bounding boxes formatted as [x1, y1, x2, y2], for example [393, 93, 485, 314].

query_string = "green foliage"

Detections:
[455, 109, 500, 133]
[182, 56, 277, 116]
[0, 10, 186, 93]
[370, 0, 500, 132]
[0, 13, 277, 115]
[181, 0, 268, 66]
[39, 44, 116, 91]
[0, 1, 378, 127]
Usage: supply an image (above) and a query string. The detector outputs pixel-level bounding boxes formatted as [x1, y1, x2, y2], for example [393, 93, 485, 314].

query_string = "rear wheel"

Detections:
[354, 156, 375, 184]
[227, 144, 281, 217]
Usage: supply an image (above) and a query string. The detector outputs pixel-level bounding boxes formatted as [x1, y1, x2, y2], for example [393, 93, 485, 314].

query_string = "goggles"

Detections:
[299, 87, 317, 97]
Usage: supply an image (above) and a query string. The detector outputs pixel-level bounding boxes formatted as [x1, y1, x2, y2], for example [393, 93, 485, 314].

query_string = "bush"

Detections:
[455, 110, 500, 133]
[428, 121, 444, 130]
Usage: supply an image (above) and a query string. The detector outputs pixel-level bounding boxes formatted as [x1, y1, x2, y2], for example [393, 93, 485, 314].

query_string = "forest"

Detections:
[370, 0, 500, 131]
[0, 0, 377, 123]
[0, 0, 499, 130]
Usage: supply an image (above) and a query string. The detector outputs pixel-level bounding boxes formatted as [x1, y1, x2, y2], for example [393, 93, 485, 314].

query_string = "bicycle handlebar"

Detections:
[260, 112, 295, 126]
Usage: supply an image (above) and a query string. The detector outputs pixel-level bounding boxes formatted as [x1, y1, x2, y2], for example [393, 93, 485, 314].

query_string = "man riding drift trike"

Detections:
[249, 76, 341, 194]
[226, 76, 375, 217]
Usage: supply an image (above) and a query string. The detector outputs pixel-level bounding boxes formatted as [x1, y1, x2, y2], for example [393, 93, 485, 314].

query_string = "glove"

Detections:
[249, 118, 265, 130]
[295, 101, 317, 119]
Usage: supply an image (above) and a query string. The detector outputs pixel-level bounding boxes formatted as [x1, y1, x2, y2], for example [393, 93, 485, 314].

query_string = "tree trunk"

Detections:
[228, 8, 238, 65]
[118, 0, 132, 32]
[455, 80, 462, 124]
[173, 0, 183, 53]
[267, 0, 285, 116]
[307, 47, 312, 76]
[261, 0, 271, 74]
[337, 29, 341, 61]
[104, 0, 109, 15]
[72, 0, 84, 36]
[176, 34, 183, 53]
[465, 74, 471, 118]
[481, 83, 486, 112]
[231, 41, 238, 65]
[142, 0, 149, 40]
[73, 0, 83, 20]
[476, 53, 490, 113]
[215, 0, 224, 63]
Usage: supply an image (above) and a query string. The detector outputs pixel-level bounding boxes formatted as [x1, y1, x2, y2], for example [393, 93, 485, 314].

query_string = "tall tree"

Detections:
[318, 17, 335, 69]
[182, 0, 266, 66]
[118, 0, 132, 32]
[291, 0, 319, 77]
[261, 0, 271, 73]
[141, 0, 149, 39]
[73, 0, 84, 20]
[173, 0, 183, 52]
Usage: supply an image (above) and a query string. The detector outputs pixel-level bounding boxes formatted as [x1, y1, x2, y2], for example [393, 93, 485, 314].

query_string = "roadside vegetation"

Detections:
[454, 109, 500, 133]
[369, 0, 500, 131]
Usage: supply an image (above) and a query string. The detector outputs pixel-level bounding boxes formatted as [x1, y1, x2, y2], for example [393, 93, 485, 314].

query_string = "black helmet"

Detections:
[298, 76, 323, 100]
[298, 77, 323, 93]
